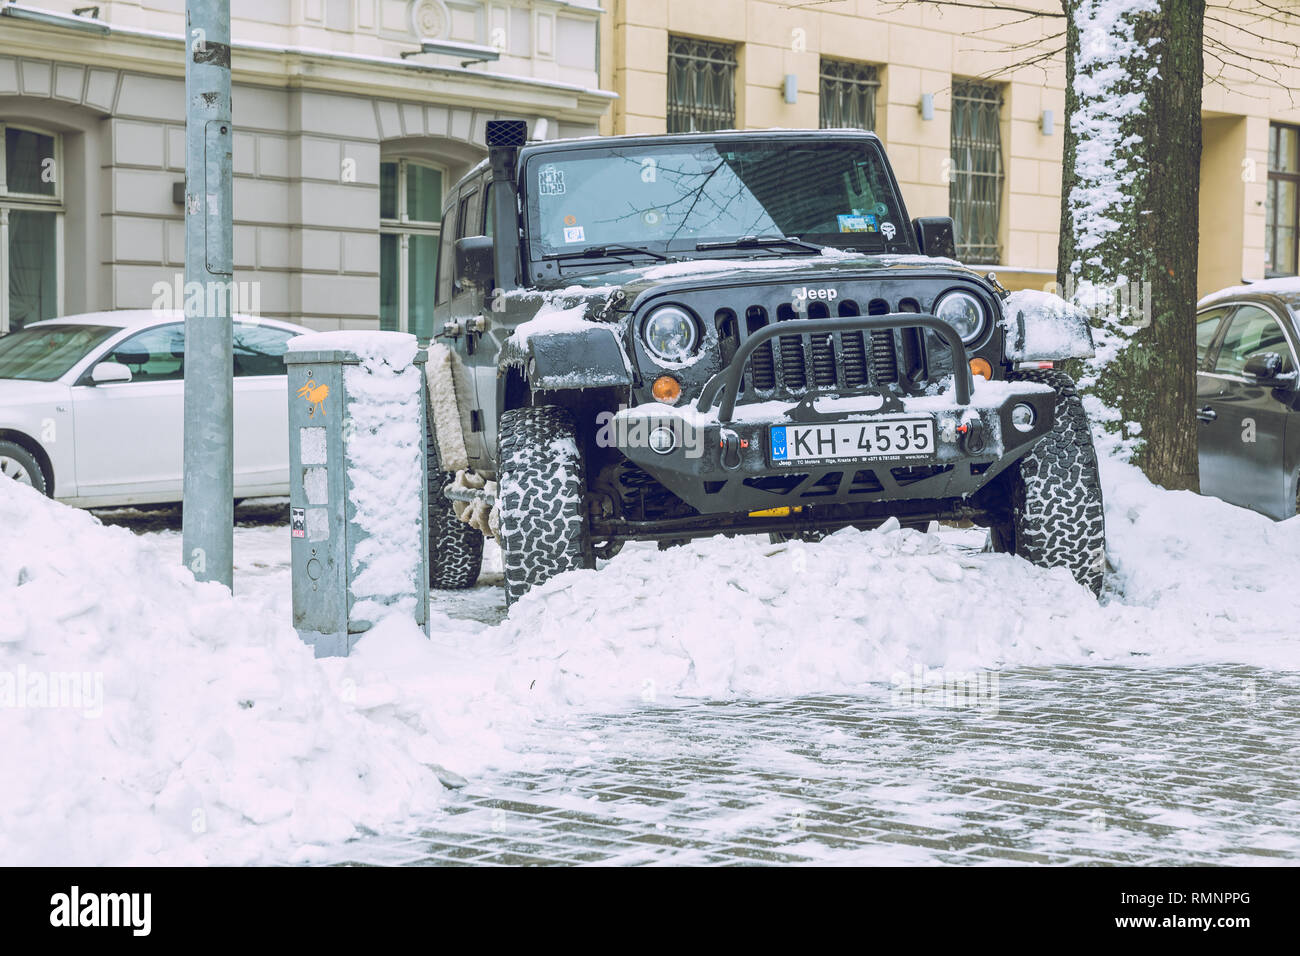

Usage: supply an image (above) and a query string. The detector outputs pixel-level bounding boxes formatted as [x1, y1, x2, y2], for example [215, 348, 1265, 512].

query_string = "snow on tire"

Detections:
[427, 416, 483, 590]
[995, 369, 1107, 595]
[498, 405, 589, 605]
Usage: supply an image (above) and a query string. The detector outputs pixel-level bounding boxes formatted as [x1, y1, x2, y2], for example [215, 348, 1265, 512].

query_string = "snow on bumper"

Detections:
[610, 379, 1057, 514]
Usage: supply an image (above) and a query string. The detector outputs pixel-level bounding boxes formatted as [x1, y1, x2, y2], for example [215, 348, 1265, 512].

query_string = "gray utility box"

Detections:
[284, 337, 429, 657]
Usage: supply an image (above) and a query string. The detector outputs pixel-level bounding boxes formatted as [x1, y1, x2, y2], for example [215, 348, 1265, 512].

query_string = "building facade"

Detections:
[599, 0, 1300, 298]
[0, 0, 611, 335]
[3, 0, 1299, 336]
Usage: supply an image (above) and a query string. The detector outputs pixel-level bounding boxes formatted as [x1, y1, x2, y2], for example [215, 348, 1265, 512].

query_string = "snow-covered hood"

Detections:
[0, 378, 69, 408]
[539, 251, 997, 316]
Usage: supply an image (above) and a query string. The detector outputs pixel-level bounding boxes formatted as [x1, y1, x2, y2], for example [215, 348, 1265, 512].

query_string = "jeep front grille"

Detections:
[718, 297, 919, 400]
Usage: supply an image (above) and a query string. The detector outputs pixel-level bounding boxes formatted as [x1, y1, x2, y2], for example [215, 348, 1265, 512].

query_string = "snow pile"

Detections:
[287, 329, 420, 369]
[477, 459, 1299, 708]
[0, 478, 517, 866]
[339, 334, 425, 628]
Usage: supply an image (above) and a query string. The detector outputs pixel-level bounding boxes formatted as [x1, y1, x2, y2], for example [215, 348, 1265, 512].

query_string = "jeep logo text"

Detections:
[793, 287, 837, 301]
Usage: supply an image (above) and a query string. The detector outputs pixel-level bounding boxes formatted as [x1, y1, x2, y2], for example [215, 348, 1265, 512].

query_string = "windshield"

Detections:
[525, 139, 911, 261]
[0, 324, 120, 382]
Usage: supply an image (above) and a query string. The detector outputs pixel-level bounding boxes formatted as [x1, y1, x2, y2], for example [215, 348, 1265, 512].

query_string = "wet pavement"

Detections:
[321, 663, 1300, 866]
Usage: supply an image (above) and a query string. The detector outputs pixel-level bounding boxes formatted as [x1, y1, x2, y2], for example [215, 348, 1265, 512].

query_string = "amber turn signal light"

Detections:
[652, 375, 681, 403]
[969, 358, 993, 380]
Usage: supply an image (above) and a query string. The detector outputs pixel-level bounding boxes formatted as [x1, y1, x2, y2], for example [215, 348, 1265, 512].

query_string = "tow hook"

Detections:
[957, 418, 986, 454]
[719, 428, 743, 470]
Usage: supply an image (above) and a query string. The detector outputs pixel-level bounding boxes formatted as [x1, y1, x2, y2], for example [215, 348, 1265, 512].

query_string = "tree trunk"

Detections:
[1058, 0, 1204, 491]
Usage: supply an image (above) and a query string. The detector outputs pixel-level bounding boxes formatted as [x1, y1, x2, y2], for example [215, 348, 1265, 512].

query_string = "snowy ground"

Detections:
[2, 456, 1299, 865]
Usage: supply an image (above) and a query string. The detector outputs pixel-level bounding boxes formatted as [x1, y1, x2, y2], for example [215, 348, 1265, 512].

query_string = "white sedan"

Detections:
[0, 311, 311, 507]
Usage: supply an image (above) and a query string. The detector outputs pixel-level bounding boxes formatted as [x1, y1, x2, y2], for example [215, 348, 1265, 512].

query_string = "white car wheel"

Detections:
[0, 441, 49, 495]
[0, 454, 34, 485]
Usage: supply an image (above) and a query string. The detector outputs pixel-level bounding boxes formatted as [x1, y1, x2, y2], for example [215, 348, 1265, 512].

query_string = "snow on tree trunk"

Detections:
[1058, 0, 1204, 491]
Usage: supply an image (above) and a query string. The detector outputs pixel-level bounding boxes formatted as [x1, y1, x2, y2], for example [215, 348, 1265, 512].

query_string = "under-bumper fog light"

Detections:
[648, 426, 677, 455]
[1011, 403, 1037, 432]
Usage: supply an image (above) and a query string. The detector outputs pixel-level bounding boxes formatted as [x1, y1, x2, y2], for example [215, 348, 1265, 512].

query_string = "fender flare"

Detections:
[498, 325, 634, 408]
[1001, 290, 1096, 362]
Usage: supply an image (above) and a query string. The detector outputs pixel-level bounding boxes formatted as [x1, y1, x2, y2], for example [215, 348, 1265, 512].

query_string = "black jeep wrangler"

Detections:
[428, 121, 1105, 604]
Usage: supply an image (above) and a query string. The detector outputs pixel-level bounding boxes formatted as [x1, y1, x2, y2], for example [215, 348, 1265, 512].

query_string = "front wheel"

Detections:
[0, 440, 49, 496]
[498, 405, 591, 605]
[987, 370, 1106, 595]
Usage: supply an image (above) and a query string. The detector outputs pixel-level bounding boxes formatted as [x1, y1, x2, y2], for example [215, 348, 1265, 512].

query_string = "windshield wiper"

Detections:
[695, 235, 825, 254]
[543, 244, 671, 262]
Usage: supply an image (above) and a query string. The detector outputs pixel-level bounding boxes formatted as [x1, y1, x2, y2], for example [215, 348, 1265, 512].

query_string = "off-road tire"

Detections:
[498, 405, 591, 605]
[0, 440, 49, 496]
[988, 370, 1106, 595]
[768, 529, 829, 544]
[427, 415, 483, 589]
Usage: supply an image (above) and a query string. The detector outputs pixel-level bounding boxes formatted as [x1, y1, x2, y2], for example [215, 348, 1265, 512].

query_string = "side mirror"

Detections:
[91, 362, 133, 385]
[454, 235, 495, 291]
[913, 216, 957, 259]
[1243, 351, 1287, 386]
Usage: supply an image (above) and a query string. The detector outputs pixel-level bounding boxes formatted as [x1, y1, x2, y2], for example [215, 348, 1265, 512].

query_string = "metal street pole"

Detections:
[182, 0, 234, 589]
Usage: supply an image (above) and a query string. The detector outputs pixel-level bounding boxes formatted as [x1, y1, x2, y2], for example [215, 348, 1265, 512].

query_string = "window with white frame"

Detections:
[379, 158, 444, 337]
[1, 123, 63, 333]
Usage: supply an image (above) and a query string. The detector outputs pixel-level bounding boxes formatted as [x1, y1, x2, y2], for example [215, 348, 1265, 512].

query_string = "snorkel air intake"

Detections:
[485, 119, 527, 293]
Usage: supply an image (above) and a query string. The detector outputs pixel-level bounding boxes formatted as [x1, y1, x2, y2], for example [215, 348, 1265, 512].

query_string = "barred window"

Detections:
[667, 37, 737, 133]
[1266, 122, 1298, 276]
[819, 59, 879, 131]
[949, 80, 1005, 264]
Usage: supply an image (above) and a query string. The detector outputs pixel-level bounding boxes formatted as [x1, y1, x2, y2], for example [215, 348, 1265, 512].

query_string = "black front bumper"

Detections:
[608, 313, 1056, 518]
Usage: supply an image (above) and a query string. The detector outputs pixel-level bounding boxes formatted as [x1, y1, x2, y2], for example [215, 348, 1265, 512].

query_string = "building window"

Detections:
[667, 37, 736, 133]
[819, 59, 879, 131]
[949, 81, 1005, 264]
[1266, 122, 1299, 276]
[379, 158, 444, 336]
[1, 123, 63, 333]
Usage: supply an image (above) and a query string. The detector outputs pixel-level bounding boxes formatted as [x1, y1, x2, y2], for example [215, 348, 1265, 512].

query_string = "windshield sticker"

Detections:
[563, 225, 586, 243]
[538, 165, 566, 196]
[873, 202, 889, 216]
[563, 214, 577, 226]
[837, 213, 879, 233]
[880, 222, 897, 240]
[642, 209, 662, 226]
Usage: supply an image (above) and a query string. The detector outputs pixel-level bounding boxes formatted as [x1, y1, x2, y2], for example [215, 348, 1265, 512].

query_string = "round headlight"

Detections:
[933, 290, 986, 344]
[642, 306, 700, 364]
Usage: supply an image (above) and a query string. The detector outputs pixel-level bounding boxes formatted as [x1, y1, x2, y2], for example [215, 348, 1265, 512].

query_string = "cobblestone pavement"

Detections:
[324, 663, 1300, 866]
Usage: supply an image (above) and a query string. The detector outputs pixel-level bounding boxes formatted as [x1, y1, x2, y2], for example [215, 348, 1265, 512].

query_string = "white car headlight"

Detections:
[642, 305, 699, 364]
[933, 290, 986, 344]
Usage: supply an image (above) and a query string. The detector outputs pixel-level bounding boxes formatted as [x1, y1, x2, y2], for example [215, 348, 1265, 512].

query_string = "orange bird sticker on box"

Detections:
[297, 379, 330, 417]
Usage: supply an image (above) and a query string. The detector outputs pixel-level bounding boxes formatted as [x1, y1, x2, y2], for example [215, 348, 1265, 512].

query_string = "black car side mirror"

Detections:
[913, 217, 956, 259]
[1242, 351, 1287, 386]
[454, 235, 495, 290]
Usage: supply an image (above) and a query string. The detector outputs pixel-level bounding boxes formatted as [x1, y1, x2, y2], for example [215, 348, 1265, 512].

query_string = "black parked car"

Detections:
[1196, 279, 1300, 519]
[426, 123, 1106, 603]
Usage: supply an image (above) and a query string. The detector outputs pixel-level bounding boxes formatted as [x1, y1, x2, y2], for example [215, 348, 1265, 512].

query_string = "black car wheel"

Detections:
[987, 370, 1107, 595]
[498, 405, 591, 605]
[0, 441, 49, 496]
